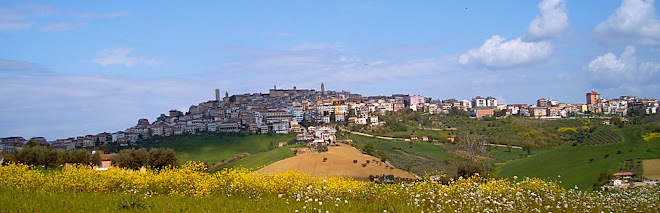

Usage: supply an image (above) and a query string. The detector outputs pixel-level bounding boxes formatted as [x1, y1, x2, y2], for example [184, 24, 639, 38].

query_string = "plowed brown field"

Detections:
[257, 144, 416, 181]
[643, 159, 660, 180]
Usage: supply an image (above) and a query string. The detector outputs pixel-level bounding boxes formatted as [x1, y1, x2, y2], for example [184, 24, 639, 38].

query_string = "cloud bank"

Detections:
[459, 0, 568, 69]
[587, 46, 660, 91]
[595, 0, 660, 45]
[92, 48, 162, 67]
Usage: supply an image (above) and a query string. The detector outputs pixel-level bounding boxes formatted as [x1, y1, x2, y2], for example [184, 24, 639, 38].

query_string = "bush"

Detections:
[323, 157, 328, 162]
[362, 163, 367, 167]
[148, 148, 177, 170]
[353, 160, 358, 164]
[112, 148, 149, 170]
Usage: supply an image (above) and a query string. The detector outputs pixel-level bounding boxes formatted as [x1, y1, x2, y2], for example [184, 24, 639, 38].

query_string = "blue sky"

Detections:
[2, 0, 660, 140]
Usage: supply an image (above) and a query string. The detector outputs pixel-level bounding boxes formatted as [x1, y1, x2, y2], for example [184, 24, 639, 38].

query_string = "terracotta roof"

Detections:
[614, 172, 634, 176]
[100, 154, 115, 161]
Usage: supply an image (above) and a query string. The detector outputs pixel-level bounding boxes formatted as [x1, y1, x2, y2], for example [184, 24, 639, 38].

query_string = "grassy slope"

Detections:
[488, 147, 528, 164]
[142, 134, 295, 164]
[495, 126, 660, 190]
[349, 134, 455, 160]
[217, 144, 305, 171]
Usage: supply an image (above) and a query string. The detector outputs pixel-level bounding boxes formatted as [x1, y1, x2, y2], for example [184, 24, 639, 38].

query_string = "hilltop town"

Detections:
[1, 84, 659, 153]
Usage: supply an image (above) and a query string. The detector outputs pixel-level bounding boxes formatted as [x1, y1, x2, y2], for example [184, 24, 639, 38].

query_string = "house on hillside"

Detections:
[296, 134, 313, 142]
[471, 108, 494, 119]
[614, 172, 635, 180]
[97, 154, 116, 170]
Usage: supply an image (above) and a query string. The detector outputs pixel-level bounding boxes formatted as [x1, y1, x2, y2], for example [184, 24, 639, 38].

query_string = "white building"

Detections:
[473, 96, 487, 108]
[486, 96, 498, 107]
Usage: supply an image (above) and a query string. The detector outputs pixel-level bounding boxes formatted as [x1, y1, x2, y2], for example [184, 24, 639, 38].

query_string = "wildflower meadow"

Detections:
[0, 162, 658, 212]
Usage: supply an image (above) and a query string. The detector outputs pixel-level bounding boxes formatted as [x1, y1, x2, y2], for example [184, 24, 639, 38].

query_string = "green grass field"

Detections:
[142, 133, 295, 165]
[0, 187, 414, 213]
[487, 147, 529, 164]
[378, 129, 450, 140]
[349, 134, 455, 160]
[215, 143, 305, 171]
[496, 126, 660, 190]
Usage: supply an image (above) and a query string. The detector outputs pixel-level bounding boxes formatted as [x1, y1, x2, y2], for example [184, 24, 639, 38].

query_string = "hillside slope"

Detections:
[141, 133, 295, 164]
[496, 126, 660, 190]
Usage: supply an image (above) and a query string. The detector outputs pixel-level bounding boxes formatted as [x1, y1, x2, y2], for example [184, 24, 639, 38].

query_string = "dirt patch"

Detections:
[643, 159, 660, 181]
[257, 144, 417, 181]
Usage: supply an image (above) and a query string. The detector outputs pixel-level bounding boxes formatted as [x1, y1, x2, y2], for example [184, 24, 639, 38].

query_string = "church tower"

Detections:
[321, 82, 325, 94]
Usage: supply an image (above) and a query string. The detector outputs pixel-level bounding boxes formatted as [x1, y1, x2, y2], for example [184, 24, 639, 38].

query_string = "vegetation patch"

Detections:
[640, 124, 660, 141]
[496, 126, 660, 190]
[643, 133, 660, 141]
[581, 129, 623, 146]
[1, 163, 658, 212]
[140, 133, 295, 165]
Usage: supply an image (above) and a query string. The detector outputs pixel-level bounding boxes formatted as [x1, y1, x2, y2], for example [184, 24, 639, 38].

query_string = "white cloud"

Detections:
[92, 48, 162, 67]
[0, 4, 56, 32]
[525, 0, 569, 41]
[587, 45, 660, 88]
[458, 35, 553, 68]
[289, 42, 344, 51]
[595, 0, 660, 45]
[80, 11, 129, 19]
[39, 22, 73, 32]
[459, 0, 567, 69]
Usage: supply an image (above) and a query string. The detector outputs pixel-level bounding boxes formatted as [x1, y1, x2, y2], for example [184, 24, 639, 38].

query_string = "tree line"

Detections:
[3, 140, 177, 170]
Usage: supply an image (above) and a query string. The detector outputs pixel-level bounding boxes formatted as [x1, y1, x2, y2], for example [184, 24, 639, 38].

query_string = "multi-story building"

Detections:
[586, 90, 600, 105]
[537, 98, 548, 107]
[473, 96, 487, 108]
[409, 95, 425, 108]
[486, 96, 498, 107]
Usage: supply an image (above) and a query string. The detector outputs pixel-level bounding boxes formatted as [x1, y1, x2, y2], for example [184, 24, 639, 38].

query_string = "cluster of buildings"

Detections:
[445, 91, 658, 119]
[2, 87, 659, 152]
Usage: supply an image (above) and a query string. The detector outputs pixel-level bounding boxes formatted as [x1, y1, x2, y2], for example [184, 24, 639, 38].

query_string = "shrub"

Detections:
[323, 157, 328, 162]
[362, 163, 367, 167]
[353, 160, 358, 164]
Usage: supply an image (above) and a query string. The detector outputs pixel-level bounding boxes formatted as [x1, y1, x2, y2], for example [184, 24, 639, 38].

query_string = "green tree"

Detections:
[148, 148, 177, 170]
[494, 109, 507, 117]
[14, 146, 44, 166]
[43, 147, 59, 169]
[610, 116, 623, 127]
[91, 151, 101, 167]
[363, 143, 375, 155]
[112, 148, 149, 170]
[63, 149, 93, 165]
[24, 139, 39, 148]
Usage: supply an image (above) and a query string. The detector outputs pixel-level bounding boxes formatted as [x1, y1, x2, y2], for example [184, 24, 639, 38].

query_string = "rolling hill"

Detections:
[495, 126, 660, 190]
[141, 133, 295, 165]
